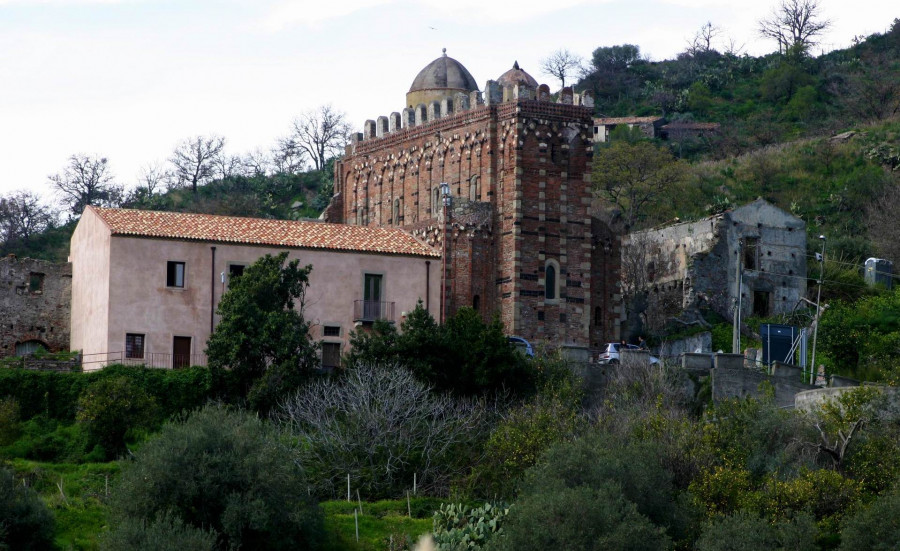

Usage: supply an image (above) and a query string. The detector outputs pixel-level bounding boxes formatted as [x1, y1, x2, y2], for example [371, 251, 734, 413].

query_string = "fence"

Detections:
[81, 351, 207, 370]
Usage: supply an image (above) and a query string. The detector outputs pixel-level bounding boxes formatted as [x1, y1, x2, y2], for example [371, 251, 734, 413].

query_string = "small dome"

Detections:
[408, 49, 479, 95]
[497, 61, 538, 88]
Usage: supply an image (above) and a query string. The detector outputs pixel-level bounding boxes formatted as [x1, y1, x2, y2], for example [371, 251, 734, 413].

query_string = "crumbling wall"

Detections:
[0, 256, 72, 357]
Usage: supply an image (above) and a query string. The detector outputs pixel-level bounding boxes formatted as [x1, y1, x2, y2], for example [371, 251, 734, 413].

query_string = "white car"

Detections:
[596, 342, 660, 365]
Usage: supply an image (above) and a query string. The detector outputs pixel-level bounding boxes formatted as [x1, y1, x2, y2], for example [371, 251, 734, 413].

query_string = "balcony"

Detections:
[353, 300, 395, 323]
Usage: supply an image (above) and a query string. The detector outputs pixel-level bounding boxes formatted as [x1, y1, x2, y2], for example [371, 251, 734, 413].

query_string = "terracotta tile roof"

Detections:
[662, 122, 721, 130]
[89, 207, 440, 258]
[594, 116, 664, 125]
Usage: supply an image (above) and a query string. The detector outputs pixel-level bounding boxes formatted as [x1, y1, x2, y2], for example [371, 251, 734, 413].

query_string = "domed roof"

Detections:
[497, 61, 538, 88]
[408, 49, 479, 94]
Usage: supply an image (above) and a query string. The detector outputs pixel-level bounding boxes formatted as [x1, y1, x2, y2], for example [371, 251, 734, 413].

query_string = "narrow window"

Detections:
[743, 238, 758, 271]
[126, 333, 145, 359]
[433, 187, 441, 213]
[167, 261, 185, 288]
[469, 176, 478, 201]
[363, 273, 384, 320]
[473, 294, 480, 311]
[29, 272, 45, 294]
[545, 263, 557, 300]
[393, 198, 400, 224]
[753, 291, 771, 317]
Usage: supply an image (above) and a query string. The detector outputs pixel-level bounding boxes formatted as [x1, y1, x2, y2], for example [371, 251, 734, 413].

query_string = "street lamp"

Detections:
[810, 235, 826, 385]
[440, 182, 451, 323]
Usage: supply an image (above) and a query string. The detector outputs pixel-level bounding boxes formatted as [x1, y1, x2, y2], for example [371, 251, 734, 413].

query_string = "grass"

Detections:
[8, 458, 119, 550]
[321, 498, 442, 551]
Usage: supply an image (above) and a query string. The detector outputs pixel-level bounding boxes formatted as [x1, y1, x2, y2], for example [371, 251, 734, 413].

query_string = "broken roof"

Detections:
[87, 206, 440, 258]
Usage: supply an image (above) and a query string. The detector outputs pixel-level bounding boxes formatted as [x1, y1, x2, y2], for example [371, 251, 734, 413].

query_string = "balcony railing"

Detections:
[353, 300, 395, 323]
[81, 351, 207, 369]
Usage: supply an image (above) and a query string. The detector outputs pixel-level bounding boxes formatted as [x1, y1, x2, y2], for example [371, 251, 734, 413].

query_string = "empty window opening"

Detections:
[167, 261, 185, 288]
[743, 238, 759, 270]
[473, 294, 480, 311]
[29, 272, 45, 294]
[753, 291, 772, 317]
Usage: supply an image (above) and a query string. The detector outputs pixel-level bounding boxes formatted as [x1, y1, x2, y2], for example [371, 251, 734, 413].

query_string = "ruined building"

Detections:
[325, 51, 621, 357]
[0, 255, 71, 358]
[621, 199, 807, 335]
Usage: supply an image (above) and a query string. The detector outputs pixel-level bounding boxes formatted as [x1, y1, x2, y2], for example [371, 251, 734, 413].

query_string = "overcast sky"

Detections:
[0, 0, 896, 201]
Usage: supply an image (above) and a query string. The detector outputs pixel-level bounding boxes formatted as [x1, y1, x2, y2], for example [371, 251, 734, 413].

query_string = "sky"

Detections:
[0, 0, 896, 201]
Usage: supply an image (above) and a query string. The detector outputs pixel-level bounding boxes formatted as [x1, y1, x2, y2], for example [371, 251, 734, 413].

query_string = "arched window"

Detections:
[393, 198, 400, 225]
[545, 260, 559, 302]
[469, 176, 479, 201]
[433, 187, 441, 214]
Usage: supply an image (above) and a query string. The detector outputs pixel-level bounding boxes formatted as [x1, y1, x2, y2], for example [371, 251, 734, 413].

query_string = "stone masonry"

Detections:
[0, 256, 71, 357]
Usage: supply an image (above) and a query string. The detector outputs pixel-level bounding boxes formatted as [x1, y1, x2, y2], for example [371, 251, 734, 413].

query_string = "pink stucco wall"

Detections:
[70, 209, 440, 369]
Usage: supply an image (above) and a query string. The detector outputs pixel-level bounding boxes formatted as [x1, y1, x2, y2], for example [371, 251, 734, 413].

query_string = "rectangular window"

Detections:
[228, 264, 245, 279]
[363, 273, 383, 319]
[322, 342, 341, 369]
[743, 238, 759, 271]
[167, 261, 185, 288]
[29, 272, 45, 294]
[323, 325, 341, 337]
[125, 333, 145, 359]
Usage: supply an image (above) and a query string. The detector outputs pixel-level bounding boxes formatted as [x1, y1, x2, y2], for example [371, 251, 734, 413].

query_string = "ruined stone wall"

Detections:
[0, 256, 71, 357]
[590, 218, 622, 346]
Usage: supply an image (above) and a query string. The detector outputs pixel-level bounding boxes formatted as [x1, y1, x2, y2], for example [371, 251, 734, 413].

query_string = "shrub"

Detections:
[108, 404, 323, 551]
[489, 484, 669, 551]
[694, 510, 817, 551]
[76, 376, 158, 459]
[840, 486, 900, 551]
[101, 513, 217, 551]
[0, 464, 55, 551]
[0, 397, 21, 446]
[279, 363, 489, 499]
[432, 502, 509, 551]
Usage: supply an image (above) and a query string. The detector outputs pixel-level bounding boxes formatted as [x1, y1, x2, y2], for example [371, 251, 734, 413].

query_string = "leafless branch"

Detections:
[540, 49, 584, 90]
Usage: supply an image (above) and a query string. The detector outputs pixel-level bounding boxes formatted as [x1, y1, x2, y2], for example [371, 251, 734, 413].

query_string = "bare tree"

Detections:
[277, 362, 489, 497]
[540, 48, 584, 90]
[291, 105, 351, 172]
[136, 162, 171, 196]
[0, 190, 56, 246]
[48, 154, 123, 216]
[758, 0, 832, 55]
[686, 21, 721, 55]
[243, 148, 272, 177]
[168, 135, 226, 194]
[271, 136, 306, 174]
[213, 153, 245, 181]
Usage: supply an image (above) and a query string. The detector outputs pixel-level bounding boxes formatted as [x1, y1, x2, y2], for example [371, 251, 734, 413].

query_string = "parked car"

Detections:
[508, 336, 535, 358]
[596, 342, 660, 365]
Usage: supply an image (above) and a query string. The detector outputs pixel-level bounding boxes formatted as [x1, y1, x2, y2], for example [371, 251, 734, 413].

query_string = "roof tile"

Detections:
[90, 207, 440, 258]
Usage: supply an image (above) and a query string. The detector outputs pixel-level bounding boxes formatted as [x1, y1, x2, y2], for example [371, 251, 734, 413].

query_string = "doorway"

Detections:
[173, 336, 192, 369]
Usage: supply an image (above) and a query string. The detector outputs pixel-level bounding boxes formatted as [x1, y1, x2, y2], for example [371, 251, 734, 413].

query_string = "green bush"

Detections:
[76, 376, 159, 459]
[432, 502, 508, 550]
[0, 397, 21, 446]
[489, 484, 669, 551]
[101, 513, 217, 551]
[0, 464, 55, 551]
[840, 485, 900, 550]
[694, 510, 817, 551]
[2, 416, 96, 462]
[108, 404, 323, 550]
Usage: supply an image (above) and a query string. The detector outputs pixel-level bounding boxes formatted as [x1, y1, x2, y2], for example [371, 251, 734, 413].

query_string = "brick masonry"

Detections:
[0, 256, 71, 357]
[330, 98, 620, 352]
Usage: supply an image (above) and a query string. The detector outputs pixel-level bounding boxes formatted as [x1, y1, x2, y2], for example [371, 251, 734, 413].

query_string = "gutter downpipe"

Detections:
[425, 261, 431, 314]
[210, 246, 216, 333]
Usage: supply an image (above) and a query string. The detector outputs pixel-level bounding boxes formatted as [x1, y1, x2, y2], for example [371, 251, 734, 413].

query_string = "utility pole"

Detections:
[732, 239, 743, 354]
[810, 235, 826, 384]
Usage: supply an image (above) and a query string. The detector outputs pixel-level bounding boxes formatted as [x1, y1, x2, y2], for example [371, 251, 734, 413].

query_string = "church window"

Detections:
[545, 260, 560, 302]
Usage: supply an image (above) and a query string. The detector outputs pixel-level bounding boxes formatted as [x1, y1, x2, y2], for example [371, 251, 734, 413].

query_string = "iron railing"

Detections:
[81, 351, 207, 369]
[353, 300, 395, 322]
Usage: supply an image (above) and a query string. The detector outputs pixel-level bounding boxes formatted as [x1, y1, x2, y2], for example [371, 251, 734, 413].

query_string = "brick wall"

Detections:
[0, 256, 71, 357]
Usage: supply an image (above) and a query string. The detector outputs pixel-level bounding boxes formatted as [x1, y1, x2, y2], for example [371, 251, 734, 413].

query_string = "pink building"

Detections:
[69, 206, 440, 370]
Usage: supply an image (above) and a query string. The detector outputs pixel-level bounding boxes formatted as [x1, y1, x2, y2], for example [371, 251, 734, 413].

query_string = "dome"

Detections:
[497, 61, 538, 88]
[406, 49, 478, 108]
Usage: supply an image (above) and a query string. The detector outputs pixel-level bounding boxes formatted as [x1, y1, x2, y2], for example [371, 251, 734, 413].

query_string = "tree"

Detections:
[105, 404, 324, 551]
[271, 135, 307, 174]
[48, 154, 123, 216]
[76, 376, 159, 459]
[0, 190, 56, 247]
[0, 465, 55, 551]
[205, 252, 318, 410]
[539, 48, 583, 89]
[758, 0, 832, 55]
[278, 363, 488, 498]
[590, 44, 642, 73]
[291, 105, 351, 171]
[169, 135, 226, 194]
[592, 140, 687, 230]
[687, 21, 722, 55]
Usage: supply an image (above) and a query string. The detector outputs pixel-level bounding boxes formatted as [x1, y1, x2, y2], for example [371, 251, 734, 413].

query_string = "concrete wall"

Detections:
[659, 332, 712, 359]
[713, 365, 815, 408]
[0, 256, 71, 357]
[69, 209, 111, 363]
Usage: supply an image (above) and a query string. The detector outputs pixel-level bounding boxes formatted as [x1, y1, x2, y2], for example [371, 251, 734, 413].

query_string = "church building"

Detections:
[325, 51, 621, 358]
